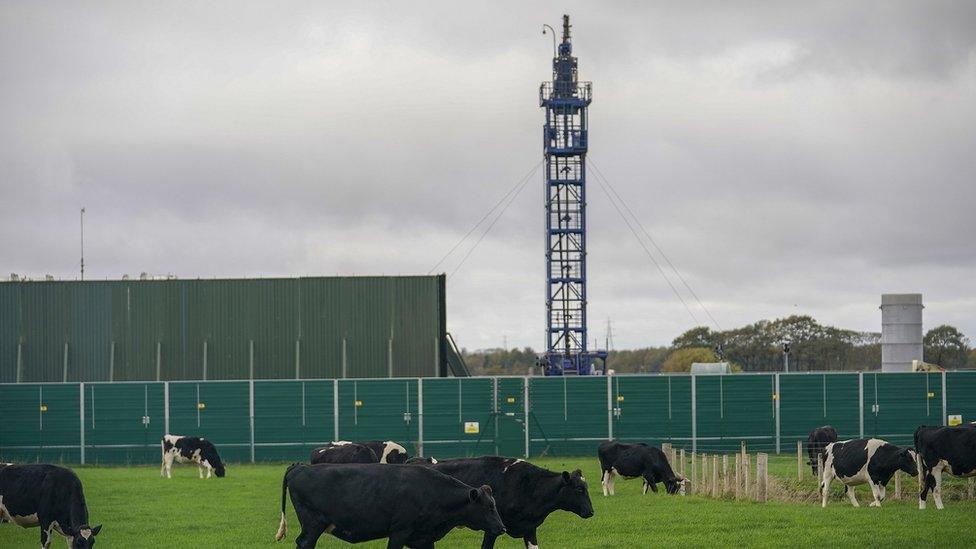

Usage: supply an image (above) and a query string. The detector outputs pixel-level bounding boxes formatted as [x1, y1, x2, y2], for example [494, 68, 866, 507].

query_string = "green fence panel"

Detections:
[420, 378, 494, 459]
[529, 376, 607, 457]
[253, 380, 335, 461]
[864, 372, 942, 446]
[0, 384, 81, 463]
[694, 374, 776, 454]
[338, 379, 419, 454]
[167, 381, 251, 463]
[494, 378, 526, 457]
[85, 382, 165, 465]
[946, 371, 976, 424]
[779, 373, 860, 448]
[612, 375, 692, 446]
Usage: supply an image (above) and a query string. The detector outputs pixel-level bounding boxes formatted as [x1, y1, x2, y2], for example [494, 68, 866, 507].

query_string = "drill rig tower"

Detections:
[540, 15, 606, 375]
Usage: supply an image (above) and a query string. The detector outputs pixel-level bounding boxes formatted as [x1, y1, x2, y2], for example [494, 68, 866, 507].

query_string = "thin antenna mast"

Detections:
[80, 207, 86, 281]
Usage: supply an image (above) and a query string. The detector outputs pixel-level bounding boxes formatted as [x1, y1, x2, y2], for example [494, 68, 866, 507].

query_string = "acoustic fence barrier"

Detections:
[1, 372, 974, 465]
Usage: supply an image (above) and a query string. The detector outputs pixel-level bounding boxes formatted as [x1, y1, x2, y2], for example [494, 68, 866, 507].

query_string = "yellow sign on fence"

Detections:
[39, 404, 48, 412]
[948, 414, 963, 426]
[197, 403, 206, 410]
[464, 421, 480, 434]
[354, 400, 363, 407]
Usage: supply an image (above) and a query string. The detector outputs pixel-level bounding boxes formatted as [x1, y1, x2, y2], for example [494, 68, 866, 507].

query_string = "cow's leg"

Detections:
[205, 463, 212, 479]
[39, 520, 56, 549]
[933, 465, 945, 510]
[601, 469, 609, 497]
[608, 469, 616, 496]
[879, 483, 887, 501]
[163, 453, 173, 478]
[846, 485, 859, 507]
[820, 469, 833, 507]
[523, 527, 539, 549]
[642, 479, 649, 495]
[481, 532, 500, 549]
[293, 505, 328, 549]
[160, 452, 166, 477]
[868, 482, 882, 507]
[386, 534, 409, 549]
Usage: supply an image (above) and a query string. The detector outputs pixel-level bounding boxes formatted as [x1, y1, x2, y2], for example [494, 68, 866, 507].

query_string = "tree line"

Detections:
[460, 315, 974, 375]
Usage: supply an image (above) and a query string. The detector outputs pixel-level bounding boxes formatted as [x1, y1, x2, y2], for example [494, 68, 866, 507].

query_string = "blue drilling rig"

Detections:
[540, 15, 607, 376]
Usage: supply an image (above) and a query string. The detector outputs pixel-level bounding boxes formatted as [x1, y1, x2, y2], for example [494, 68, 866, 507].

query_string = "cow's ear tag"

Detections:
[468, 488, 479, 502]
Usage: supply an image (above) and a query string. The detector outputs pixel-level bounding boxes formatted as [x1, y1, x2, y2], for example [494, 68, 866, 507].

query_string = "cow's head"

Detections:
[558, 469, 594, 518]
[68, 524, 101, 548]
[664, 476, 688, 495]
[899, 448, 919, 477]
[202, 445, 225, 477]
[466, 485, 506, 537]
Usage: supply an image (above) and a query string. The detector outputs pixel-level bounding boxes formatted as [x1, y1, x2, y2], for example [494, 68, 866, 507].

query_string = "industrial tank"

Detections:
[880, 293, 923, 372]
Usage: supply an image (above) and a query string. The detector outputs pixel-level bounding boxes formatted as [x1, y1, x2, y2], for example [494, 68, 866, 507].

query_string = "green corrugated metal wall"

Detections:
[3, 372, 974, 465]
[0, 276, 446, 382]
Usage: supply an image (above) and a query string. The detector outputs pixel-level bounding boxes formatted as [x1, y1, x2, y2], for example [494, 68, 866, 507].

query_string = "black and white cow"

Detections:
[310, 443, 377, 465]
[160, 434, 226, 478]
[807, 425, 838, 475]
[819, 438, 917, 508]
[915, 425, 976, 510]
[274, 463, 505, 548]
[313, 440, 409, 464]
[598, 441, 687, 496]
[430, 456, 593, 549]
[0, 464, 102, 548]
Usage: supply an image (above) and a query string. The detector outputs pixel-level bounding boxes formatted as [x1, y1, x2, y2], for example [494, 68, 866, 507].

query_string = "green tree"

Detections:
[924, 325, 970, 369]
[671, 326, 714, 349]
[661, 347, 717, 373]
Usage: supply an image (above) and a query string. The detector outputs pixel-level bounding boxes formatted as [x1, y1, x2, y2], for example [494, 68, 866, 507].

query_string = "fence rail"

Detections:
[1, 372, 974, 465]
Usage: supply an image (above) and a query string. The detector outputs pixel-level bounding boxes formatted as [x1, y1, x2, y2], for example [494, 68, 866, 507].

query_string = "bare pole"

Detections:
[541, 24, 557, 57]
[80, 207, 86, 280]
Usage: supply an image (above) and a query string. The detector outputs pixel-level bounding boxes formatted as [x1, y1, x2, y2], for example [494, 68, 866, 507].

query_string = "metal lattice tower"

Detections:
[540, 15, 606, 375]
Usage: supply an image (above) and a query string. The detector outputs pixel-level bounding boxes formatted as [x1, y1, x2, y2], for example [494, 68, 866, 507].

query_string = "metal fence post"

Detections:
[606, 375, 613, 440]
[249, 379, 255, 463]
[249, 340, 254, 380]
[387, 339, 393, 378]
[691, 374, 697, 455]
[109, 341, 115, 382]
[16, 340, 22, 383]
[774, 374, 781, 454]
[941, 370, 947, 426]
[333, 379, 340, 441]
[63, 341, 69, 382]
[858, 372, 864, 438]
[163, 381, 170, 435]
[155, 342, 162, 382]
[417, 378, 424, 457]
[79, 383, 85, 465]
[523, 377, 530, 459]
[295, 339, 301, 380]
[493, 377, 499, 456]
[202, 340, 208, 381]
[342, 339, 347, 379]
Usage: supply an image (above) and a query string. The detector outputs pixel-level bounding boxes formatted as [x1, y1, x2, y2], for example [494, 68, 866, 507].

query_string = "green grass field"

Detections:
[2, 456, 974, 548]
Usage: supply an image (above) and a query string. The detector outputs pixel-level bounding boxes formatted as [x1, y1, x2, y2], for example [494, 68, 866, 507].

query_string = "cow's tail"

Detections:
[275, 463, 301, 542]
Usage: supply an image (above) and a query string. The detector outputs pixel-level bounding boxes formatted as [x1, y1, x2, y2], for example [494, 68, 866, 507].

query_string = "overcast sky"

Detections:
[2, 1, 975, 350]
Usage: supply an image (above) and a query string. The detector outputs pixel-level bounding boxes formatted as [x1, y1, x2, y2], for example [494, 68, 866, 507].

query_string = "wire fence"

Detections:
[1, 371, 974, 465]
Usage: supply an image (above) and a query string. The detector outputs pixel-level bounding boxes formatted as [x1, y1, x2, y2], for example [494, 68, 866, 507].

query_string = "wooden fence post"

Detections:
[756, 453, 768, 502]
[701, 453, 708, 493]
[894, 470, 902, 500]
[797, 440, 803, 481]
[968, 478, 975, 500]
[679, 449, 686, 478]
[722, 454, 729, 496]
[671, 447, 678, 470]
[662, 443, 672, 466]
[744, 453, 751, 499]
[711, 455, 719, 497]
[734, 454, 741, 500]
[817, 453, 824, 495]
[690, 452, 697, 494]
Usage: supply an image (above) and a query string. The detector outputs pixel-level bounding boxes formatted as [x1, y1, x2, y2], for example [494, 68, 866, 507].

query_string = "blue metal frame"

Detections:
[540, 15, 606, 375]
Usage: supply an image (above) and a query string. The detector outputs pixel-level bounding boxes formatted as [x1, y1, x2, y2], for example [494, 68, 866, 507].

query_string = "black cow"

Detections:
[274, 463, 505, 548]
[0, 464, 102, 548]
[915, 425, 976, 510]
[405, 456, 438, 465]
[807, 425, 838, 474]
[312, 440, 409, 464]
[430, 456, 593, 549]
[310, 443, 377, 465]
[819, 438, 917, 508]
[160, 434, 226, 478]
[598, 441, 687, 496]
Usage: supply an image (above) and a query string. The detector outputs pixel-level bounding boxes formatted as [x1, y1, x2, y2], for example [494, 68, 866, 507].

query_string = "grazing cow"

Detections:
[310, 443, 377, 465]
[807, 425, 838, 474]
[405, 456, 438, 465]
[914, 425, 976, 510]
[819, 438, 917, 508]
[160, 434, 226, 479]
[598, 441, 687, 496]
[274, 463, 505, 548]
[430, 456, 593, 549]
[0, 464, 102, 548]
[315, 440, 409, 464]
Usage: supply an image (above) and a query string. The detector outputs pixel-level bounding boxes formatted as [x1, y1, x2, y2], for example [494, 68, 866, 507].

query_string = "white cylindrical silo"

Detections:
[880, 293, 923, 372]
